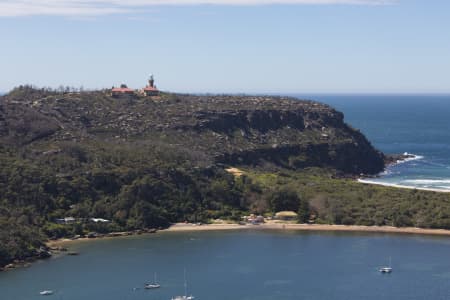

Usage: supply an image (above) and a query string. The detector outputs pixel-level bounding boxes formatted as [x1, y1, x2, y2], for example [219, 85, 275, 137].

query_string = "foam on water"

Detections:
[357, 179, 450, 193]
[404, 179, 450, 185]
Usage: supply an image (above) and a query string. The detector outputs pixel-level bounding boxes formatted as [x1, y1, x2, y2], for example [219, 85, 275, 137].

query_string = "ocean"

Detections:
[1, 231, 450, 300]
[295, 94, 450, 191]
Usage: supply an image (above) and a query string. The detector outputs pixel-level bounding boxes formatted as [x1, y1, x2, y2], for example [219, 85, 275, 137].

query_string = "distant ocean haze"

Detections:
[292, 94, 450, 191]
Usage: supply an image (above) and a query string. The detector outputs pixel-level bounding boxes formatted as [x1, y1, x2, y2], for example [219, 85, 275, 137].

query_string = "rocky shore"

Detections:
[45, 228, 159, 248]
[1, 228, 159, 272]
[0, 246, 51, 272]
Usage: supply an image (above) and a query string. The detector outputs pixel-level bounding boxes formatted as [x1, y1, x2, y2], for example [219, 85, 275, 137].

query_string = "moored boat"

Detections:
[379, 257, 393, 273]
[379, 267, 393, 273]
[39, 290, 54, 296]
[171, 269, 194, 300]
[145, 272, 161, 289]
[145, 283, 161, 289]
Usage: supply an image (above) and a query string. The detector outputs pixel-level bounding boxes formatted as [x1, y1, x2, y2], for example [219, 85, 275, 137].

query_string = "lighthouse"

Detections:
[149, 74, 155, 88]
[143, 75, 159, 96]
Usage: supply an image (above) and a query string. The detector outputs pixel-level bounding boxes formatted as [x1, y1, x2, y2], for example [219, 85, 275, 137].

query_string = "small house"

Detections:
[143, 85, 159, 96]
[274, 211, 298, 221]
[111, 84, 134, 97]
[56, 217, 76, 224]
[90, 218, 111, 223]
[142, 75, 159, 96]
[242, 214, 265, 224]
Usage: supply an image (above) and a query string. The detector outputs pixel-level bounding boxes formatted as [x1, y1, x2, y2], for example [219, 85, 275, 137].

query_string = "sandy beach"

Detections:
[46, 222, 450, 248]
[167, 222, 450, 236]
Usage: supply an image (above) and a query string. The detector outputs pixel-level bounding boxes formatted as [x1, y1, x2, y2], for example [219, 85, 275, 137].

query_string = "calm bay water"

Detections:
[296, 94, 450, 191]
[1, 230, 450, 300]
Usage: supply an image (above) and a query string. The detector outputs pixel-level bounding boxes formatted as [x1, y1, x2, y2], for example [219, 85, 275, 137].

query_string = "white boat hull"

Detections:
[39, 290, 54, 296]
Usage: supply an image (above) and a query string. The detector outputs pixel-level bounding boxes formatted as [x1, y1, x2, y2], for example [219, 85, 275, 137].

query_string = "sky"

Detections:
[0, 0, 449, 94]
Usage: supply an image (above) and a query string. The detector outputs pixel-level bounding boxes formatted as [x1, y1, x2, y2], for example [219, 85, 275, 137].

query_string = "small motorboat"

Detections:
[39, 290, 54, 296]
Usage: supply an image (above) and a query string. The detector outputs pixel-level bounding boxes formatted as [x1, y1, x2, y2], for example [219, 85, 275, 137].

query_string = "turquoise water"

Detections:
[297, 94, 450, 191]
[1, 230, 450, 300]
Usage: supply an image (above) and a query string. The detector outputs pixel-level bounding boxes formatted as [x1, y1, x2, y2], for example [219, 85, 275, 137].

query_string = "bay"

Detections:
[1, 230, 450, 300]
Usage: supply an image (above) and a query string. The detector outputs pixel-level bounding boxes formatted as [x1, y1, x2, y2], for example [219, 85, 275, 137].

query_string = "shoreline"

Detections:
[357, 179, 450, 193]
[166, 222, 450, 236]
[46, 223, 450, 248]
[3, 222, 446, 271]
[359, 153, 450, 193]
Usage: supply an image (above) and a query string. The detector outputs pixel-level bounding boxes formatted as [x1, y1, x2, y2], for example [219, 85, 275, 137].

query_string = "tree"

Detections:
[268, 188, 300, 212]
[297, 199, 310, 223]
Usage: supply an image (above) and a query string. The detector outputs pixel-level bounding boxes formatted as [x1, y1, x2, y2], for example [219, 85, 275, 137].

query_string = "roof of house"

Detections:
[143, 86, 159, 91]
[275, 211, 298, 217]
[90, 218, 110, 223]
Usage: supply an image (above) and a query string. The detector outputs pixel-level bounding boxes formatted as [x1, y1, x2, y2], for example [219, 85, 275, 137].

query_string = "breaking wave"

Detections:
[395, 152, 424, 164]
[357, 179, 450, 193]
[403, 179, 450, 185]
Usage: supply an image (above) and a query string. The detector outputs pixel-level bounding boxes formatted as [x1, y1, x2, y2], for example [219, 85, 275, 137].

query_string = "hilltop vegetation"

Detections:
[0, 85, 449, 268]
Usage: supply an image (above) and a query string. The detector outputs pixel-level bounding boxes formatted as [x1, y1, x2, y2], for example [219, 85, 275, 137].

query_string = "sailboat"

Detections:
[171, 269, 195, 300]
[145, 272, 161, 289]
[379, 257, 393, 273]
[39, 290, 54, 296]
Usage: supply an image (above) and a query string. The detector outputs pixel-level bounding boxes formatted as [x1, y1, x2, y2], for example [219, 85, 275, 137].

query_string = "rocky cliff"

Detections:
[0, 89, 385, 175]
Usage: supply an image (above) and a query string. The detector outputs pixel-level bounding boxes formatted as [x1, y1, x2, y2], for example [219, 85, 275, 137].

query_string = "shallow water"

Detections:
[1, 230, 450, 300]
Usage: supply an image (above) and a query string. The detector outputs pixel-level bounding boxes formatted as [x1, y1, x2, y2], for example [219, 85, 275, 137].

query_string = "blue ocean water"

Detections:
[294, 94, 450, 191]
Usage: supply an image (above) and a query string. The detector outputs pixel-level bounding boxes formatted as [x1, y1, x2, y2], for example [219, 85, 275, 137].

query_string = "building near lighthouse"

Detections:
[143, 75, 159, 96]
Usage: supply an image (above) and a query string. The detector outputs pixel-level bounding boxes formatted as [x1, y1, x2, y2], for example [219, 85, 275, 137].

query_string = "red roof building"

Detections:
[111, 84, 134, 97]
[143, 75, 159, 96]
[143, 86, 159, 95]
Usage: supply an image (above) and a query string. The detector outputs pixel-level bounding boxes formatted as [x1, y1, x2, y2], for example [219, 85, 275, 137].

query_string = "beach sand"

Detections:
[47, 222, 450, 248]
[167, 222, 450, 236]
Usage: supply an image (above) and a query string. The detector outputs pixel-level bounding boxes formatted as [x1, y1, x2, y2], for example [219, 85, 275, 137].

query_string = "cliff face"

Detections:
[193, 109, 306, 133]
[0, 90, 385, 175]
[188, 103, 383, 174]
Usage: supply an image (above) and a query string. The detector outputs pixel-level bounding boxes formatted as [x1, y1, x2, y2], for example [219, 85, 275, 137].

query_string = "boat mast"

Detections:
[184, 269, 187, 296]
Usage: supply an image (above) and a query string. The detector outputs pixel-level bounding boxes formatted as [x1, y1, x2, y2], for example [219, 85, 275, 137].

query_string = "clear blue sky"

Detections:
[1, 0, 449, 94]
